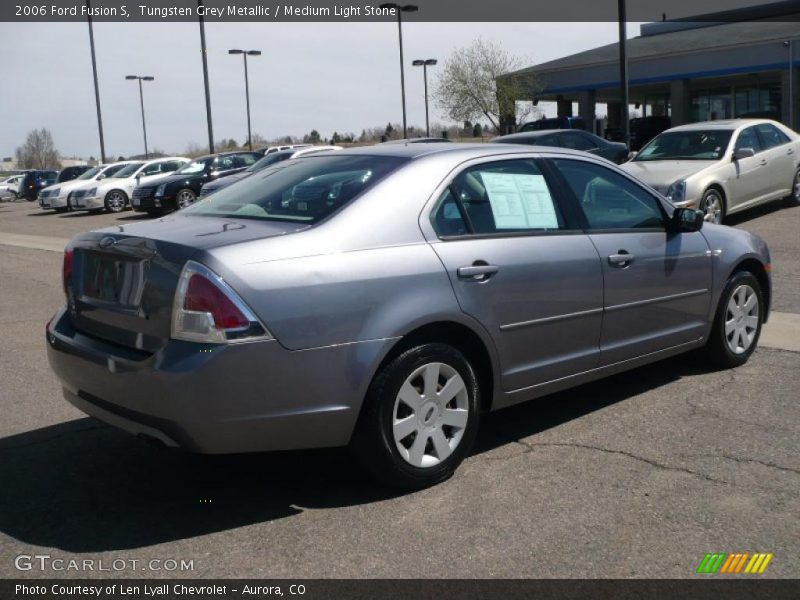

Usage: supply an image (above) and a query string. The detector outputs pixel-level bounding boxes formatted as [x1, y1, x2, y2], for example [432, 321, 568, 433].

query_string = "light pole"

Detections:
[412, 59, 437, 137]
[229, 49, 261, 151]
[380, 3, 418, 138]
[125, 75, 154, 159]
[784, 40, 794, 129]
[618, 0, 630, 146]
[198, 0, 215, 153]
[85, 0, 106, 163]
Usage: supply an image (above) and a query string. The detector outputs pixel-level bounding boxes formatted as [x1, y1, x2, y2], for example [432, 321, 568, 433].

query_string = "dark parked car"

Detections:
[131, 151, 261, 215]
[18, 170, 57, 201]
[492, 130, 630, 164]
[629, 116, 672, 151]
[57, 165, 92, 183]
[519, 116, 587, 132]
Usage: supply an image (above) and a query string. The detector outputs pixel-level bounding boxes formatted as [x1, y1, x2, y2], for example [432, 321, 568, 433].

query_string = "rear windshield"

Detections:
[183, 155, 406, 223]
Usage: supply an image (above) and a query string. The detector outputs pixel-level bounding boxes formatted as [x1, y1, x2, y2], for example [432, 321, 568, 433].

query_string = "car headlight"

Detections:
[666, 180, 686, 202]
[155, 184, 167, 197]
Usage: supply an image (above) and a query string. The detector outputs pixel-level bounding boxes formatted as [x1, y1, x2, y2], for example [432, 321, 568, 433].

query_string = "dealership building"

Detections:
[508, 2, 800, 132]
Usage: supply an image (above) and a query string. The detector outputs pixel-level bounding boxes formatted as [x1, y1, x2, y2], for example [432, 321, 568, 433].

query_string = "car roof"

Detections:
[194, 150, 259, 161]
[493, 130, 593, 141]
[331, 142, 594, 161]
[668, 119, 778, 132]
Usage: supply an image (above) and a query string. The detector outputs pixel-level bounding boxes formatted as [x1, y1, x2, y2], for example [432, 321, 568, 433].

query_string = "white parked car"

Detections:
[70, 156, 189, 213]
[0, 175, 23, 200]
[621, 119, 800, 223]
[38, 162, 132, 212]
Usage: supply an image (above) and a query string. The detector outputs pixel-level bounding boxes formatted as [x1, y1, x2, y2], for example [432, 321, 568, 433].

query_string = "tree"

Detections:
[303, 130, 321, 144]
[433, 38, 539, 131]
[14, 128, 61, 169]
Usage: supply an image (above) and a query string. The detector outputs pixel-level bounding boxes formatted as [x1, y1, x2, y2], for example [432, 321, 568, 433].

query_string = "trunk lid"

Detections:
[66, 216, 305, 352]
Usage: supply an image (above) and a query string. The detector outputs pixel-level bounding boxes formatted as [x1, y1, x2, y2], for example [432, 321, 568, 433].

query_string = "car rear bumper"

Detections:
[46, 307, 394, 454]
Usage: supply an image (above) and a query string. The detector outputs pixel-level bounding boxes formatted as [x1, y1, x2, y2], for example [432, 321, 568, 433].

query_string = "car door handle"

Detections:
[457, 264, 499, 280]
[788, 148, 794, 155]
[608, 252, 635, 266]
[760, 159, 768, 166]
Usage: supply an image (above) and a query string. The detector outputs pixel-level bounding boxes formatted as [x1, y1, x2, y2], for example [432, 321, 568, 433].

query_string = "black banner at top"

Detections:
[2, 0, 800, 22]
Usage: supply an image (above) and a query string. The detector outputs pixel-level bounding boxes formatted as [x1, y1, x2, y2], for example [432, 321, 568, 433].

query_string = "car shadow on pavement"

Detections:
[0, 353, 701, 552]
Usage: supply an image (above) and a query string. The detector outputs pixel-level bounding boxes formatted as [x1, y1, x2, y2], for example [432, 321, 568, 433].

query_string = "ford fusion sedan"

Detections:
[39, 163, 131, 211]
[70, 157, 189, 213]
[493, 130, 629, 164]
[47, 144, 771, 489]
[621, 119, 800, 223]
[198, 146, 342, 198]
[131, 151, 262, 215]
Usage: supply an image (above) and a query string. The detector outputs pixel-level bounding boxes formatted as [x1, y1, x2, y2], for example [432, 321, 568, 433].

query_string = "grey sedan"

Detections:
[493, 129, 630, 164]
[47, 144, 771, 488]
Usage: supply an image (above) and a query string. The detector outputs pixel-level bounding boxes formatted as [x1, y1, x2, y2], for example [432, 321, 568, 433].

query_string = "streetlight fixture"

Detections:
[229, 49, 262, 151]
[125, 75, 155, 159]
[380, 3, 418, 138]
[412, 58, 437, 136]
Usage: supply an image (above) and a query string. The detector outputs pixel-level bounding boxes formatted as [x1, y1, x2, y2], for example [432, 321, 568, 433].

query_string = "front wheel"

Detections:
[704, 271, 764, 369]
[700, 188, 725, 224]
[176, 188, 197, 209]
[352, 343, 480, 489]
[104, 190, 128, 213]
[786, 168, 800, 207]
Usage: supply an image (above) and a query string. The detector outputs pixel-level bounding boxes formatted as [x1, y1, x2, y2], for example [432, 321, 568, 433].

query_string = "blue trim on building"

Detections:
[542, 61, 794, 94]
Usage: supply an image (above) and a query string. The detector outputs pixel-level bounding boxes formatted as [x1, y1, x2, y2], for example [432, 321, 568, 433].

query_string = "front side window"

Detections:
[432, 159, 565, 236]
[176, 159, 211, 175]
[213, 156, 236, 171]
[110, 162, 145, 178]
[552, 159, 665, 230]
[735, 126, 762, 153]
[236, 154, 259, 168]
[635, 130, 733, 161]
[183, 154, 406, 223]
[755, 123, 790, 149]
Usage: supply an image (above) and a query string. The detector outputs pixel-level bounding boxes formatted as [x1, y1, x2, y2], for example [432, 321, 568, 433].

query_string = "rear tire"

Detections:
[351, 343, 480, 489]
[703, 271, 763, 369]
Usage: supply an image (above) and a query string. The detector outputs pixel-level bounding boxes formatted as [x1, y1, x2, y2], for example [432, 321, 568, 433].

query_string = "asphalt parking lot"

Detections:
[0, 199, 798, 579]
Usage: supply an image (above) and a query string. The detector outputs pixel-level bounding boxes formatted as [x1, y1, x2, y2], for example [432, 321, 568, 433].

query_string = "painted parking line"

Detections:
[0, 232, 69, 253]
[0, 231, 798, 353]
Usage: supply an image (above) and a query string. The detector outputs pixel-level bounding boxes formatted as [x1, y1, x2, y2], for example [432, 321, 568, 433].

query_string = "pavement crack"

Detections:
[718, 454, 800, 475]
[489, 440, 732, 486]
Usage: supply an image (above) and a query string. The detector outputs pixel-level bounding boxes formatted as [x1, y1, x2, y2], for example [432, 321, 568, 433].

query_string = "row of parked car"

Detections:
[21, 144, 341, 216]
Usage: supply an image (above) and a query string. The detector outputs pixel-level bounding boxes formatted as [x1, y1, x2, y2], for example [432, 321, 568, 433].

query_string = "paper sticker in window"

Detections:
[481, 173, 558, 229]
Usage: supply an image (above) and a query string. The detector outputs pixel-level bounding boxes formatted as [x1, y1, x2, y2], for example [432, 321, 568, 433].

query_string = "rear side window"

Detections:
[432, 159, 565, 236]
[552, 159, 665, 230]
[183, 155, 406, 223]
[755, 124, 790, 149]
[560, 132, 597, 151]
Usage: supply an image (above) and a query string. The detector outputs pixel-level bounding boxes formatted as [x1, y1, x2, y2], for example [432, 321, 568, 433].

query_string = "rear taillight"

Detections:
[171, 261, 272, 344]
[62, 249, 74, 294]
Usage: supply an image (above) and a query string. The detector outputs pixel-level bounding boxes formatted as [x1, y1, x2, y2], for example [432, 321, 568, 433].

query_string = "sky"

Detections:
[0, 21, 639, 159]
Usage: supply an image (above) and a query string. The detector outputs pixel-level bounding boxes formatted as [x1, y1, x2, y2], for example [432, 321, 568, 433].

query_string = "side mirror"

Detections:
[627, 151, 638, 161]
[671, 207, 704, 232]
[732, 147, 755, 161]
[97, 174, 106, 180]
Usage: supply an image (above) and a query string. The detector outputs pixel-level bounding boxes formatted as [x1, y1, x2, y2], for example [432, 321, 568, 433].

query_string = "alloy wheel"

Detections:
[793, 170, 800, 202]
[725, 284, 759, 355]
[702, 191, 723, 224]
[106, 191, 126, 213]
[392, 362, 469, 468]
[177, 190, 196, 209]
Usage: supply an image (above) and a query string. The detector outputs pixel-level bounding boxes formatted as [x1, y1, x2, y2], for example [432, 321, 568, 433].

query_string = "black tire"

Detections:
[54, 207, 68, 214]
[786, 167, 800, 207]
[699, 187, 726, 224]
[704, 271, 764, 369]
[176, 188, 197, 209]
[351, 343, 481, 489]
[104, 190, 128, 213]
